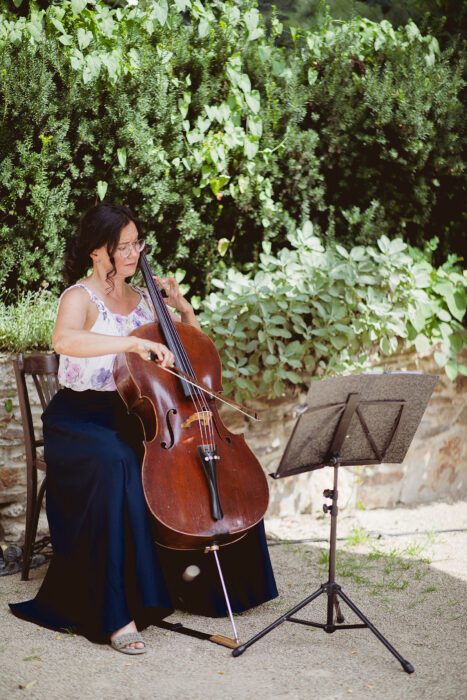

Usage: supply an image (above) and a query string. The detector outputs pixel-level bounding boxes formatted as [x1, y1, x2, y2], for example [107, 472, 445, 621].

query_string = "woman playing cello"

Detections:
[10, 203, 277, 654]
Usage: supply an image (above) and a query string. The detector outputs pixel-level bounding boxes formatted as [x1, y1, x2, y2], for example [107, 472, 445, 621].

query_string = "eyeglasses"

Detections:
[116, 239, 146, 258]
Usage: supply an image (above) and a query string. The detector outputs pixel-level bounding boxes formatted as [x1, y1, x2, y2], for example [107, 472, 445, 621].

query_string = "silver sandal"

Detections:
[110, 632, 147, 655]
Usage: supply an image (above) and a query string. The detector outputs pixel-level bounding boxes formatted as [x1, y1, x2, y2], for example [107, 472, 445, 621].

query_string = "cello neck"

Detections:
[138, 252, 195, 398]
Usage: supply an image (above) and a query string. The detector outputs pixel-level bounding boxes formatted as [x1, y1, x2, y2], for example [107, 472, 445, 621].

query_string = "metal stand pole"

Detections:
[232, 464, 414, 674]
[324, 463, 345, 625]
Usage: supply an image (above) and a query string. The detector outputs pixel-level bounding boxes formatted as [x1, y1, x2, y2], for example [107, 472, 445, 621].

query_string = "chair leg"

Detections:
[21, 476, 46, 581]
[21, 466, 37, 582]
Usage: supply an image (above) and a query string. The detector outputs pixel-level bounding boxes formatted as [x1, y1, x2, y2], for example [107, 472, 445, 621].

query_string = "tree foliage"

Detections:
[259, 0, 467, 50]
[0, 0, 464, 299]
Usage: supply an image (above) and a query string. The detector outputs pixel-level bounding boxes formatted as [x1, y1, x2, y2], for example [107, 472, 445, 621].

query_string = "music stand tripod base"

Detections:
[232, 374, 437, 674]
[232, 462, 414, 673]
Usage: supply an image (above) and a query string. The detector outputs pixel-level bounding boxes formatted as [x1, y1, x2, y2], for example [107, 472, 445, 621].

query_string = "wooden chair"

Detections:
[12, 353, 60, 580]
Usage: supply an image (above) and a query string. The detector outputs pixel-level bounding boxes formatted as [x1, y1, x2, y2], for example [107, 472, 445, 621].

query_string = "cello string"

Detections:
[145, 267, 214, 445]
[142, 257, 215, 448]
[142, 258, 258, 433]
[148, 264, 217, 448]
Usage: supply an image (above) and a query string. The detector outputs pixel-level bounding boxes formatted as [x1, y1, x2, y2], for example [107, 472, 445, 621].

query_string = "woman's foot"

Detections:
[110, 620, 145, 652]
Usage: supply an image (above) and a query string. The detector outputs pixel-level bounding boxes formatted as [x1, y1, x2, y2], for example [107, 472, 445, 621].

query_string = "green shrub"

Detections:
[0, 288, 57, 352]
[2, 229, 465, 399]
[259, 0, 466, 50]
[199, 224, 467, 401]
[0, 1, 464, 300]
[295, 17, 466, 256]
[0, 0, 282, 294]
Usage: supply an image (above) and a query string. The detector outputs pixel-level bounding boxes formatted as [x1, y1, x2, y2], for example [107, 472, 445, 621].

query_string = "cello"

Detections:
[113, 251, 269, 552]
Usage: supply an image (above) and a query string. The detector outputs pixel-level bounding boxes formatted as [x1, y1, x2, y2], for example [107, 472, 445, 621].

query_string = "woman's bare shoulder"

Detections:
[59, 284, 93, 309]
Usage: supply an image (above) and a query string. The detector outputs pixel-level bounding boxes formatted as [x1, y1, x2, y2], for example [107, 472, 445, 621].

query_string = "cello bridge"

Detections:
[181, 410, 213, 429]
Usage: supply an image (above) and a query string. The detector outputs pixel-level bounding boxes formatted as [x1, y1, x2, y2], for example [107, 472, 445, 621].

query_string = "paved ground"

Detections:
[1, 500, 466, 699]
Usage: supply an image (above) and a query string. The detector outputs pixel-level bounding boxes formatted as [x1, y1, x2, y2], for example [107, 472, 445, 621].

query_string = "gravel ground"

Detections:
[0, 500, 466, 700]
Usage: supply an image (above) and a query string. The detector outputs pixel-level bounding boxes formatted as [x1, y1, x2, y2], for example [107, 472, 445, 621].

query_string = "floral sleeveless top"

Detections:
[57, 283, 155, 392]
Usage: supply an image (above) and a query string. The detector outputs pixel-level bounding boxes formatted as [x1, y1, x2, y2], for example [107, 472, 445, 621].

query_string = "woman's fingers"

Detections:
[141, 341, 174, 367]
[154, 275, 181, 304]
[154, 343, 174, 368]
[154, 275, 192, 315]
[154, 275, 171, 294]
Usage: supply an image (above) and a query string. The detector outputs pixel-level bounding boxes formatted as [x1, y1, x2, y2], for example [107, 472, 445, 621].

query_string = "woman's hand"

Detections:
[154, 275, 201, 331]
[154, 275, 192, 315]
[133, 337, 174, 368]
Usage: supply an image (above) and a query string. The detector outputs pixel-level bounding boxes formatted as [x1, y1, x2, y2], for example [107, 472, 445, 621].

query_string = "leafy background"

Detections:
[0, 0, 465, 399]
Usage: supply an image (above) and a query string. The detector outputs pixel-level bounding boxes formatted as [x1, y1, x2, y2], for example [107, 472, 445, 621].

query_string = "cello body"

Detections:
[114, 320, 269, 550]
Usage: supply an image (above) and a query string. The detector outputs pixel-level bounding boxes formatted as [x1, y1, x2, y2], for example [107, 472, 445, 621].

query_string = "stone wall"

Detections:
[0, 350, 466, 543]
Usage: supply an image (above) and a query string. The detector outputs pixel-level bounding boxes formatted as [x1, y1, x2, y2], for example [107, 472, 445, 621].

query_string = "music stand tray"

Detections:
[232, 372, 438, 674]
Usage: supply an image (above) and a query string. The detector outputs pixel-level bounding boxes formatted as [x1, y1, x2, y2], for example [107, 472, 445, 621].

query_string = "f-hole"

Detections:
[211, 414, 232, 444]
[161, 408, 177, 449]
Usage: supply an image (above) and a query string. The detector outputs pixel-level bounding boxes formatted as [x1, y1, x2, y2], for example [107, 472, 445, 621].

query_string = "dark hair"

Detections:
[63, 203, 142, 286]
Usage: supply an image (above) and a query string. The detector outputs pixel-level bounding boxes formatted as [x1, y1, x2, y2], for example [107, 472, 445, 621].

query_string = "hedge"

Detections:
[0, 0, 464, 300]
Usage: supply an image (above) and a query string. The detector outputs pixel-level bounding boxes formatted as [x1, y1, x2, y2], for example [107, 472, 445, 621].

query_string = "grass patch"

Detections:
[318, 548, 329, 566]
[345, 527, 371, 547]
[403, 542, 426, 557]
[310, 534, 439, 599]
[415, 568, 428, 581]
[264, 596, 283, 608]
[407, 597, 427, 609]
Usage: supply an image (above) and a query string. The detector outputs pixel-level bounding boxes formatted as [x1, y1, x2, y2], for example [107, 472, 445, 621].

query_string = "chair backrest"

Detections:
[12, 353, 60, 466]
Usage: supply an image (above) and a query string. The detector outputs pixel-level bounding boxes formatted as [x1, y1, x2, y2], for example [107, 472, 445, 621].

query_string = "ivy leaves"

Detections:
[2, 0, 158, 84]
[181, 52, 267, 205]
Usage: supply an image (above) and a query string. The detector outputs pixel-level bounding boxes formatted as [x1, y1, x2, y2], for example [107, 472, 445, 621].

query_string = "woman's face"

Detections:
[91, 221, 142, 278]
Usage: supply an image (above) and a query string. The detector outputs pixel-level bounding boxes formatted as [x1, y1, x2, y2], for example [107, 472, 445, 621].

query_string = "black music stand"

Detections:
[232, 372, 438, 674]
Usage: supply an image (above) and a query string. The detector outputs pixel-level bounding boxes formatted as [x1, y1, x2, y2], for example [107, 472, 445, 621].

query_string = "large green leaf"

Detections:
[445, 291, 466, 322]
[71, 0, 88, 15]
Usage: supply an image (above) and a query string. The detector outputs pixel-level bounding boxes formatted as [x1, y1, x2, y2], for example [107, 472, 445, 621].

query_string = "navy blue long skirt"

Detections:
[9, 389, 277, 640]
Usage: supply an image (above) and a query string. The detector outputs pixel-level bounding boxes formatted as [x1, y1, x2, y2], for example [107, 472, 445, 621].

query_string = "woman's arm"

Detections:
[52, 287, 174, 366]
